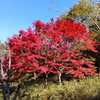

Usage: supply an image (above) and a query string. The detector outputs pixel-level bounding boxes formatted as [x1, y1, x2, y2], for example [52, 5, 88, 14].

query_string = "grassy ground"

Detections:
[0, 75, 100, 100]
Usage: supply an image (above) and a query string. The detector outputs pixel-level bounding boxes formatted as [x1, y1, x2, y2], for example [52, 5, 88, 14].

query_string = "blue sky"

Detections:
[0, 0, 75, 43]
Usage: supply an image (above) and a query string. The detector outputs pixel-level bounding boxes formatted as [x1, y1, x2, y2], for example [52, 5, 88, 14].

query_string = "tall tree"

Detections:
[2, 18, 99, 88]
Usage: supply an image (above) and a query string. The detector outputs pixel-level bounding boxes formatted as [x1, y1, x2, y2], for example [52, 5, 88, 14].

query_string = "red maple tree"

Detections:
[3, 18, 99, 87]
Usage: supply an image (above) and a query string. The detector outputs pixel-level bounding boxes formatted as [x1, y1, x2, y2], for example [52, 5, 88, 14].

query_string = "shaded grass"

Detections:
[0, 75, 100, 100]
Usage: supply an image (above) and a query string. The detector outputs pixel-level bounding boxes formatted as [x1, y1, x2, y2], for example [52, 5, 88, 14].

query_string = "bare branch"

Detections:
[49, 7, 64, 14]
[90, 0, 95, 5]
[80, 2, 100, 31]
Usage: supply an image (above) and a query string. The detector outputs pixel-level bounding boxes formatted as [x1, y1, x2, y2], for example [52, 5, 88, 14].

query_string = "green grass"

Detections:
[1, 75, 100, 100]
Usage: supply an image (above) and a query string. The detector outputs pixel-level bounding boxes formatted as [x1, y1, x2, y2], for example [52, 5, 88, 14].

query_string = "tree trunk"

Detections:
[44, 73, 48, 88]
[7, 50, 11, 100]
[13, 74, 28, 100]
[59, 73, 62, 86]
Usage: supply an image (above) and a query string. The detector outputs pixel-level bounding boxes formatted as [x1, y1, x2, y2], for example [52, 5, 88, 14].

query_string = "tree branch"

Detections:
[13, 74, 28, 100]
[81, 2, 100, 31]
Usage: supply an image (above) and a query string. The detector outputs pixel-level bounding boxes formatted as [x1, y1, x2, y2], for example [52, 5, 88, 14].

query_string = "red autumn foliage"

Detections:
[3, 18, 99, 80]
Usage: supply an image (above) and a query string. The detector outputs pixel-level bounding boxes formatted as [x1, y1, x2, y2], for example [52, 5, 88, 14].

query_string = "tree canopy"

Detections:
[2, 18, 99, 86]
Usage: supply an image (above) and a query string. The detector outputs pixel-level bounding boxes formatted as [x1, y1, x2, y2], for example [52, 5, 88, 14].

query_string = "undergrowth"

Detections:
[0, 75, 100, 100]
